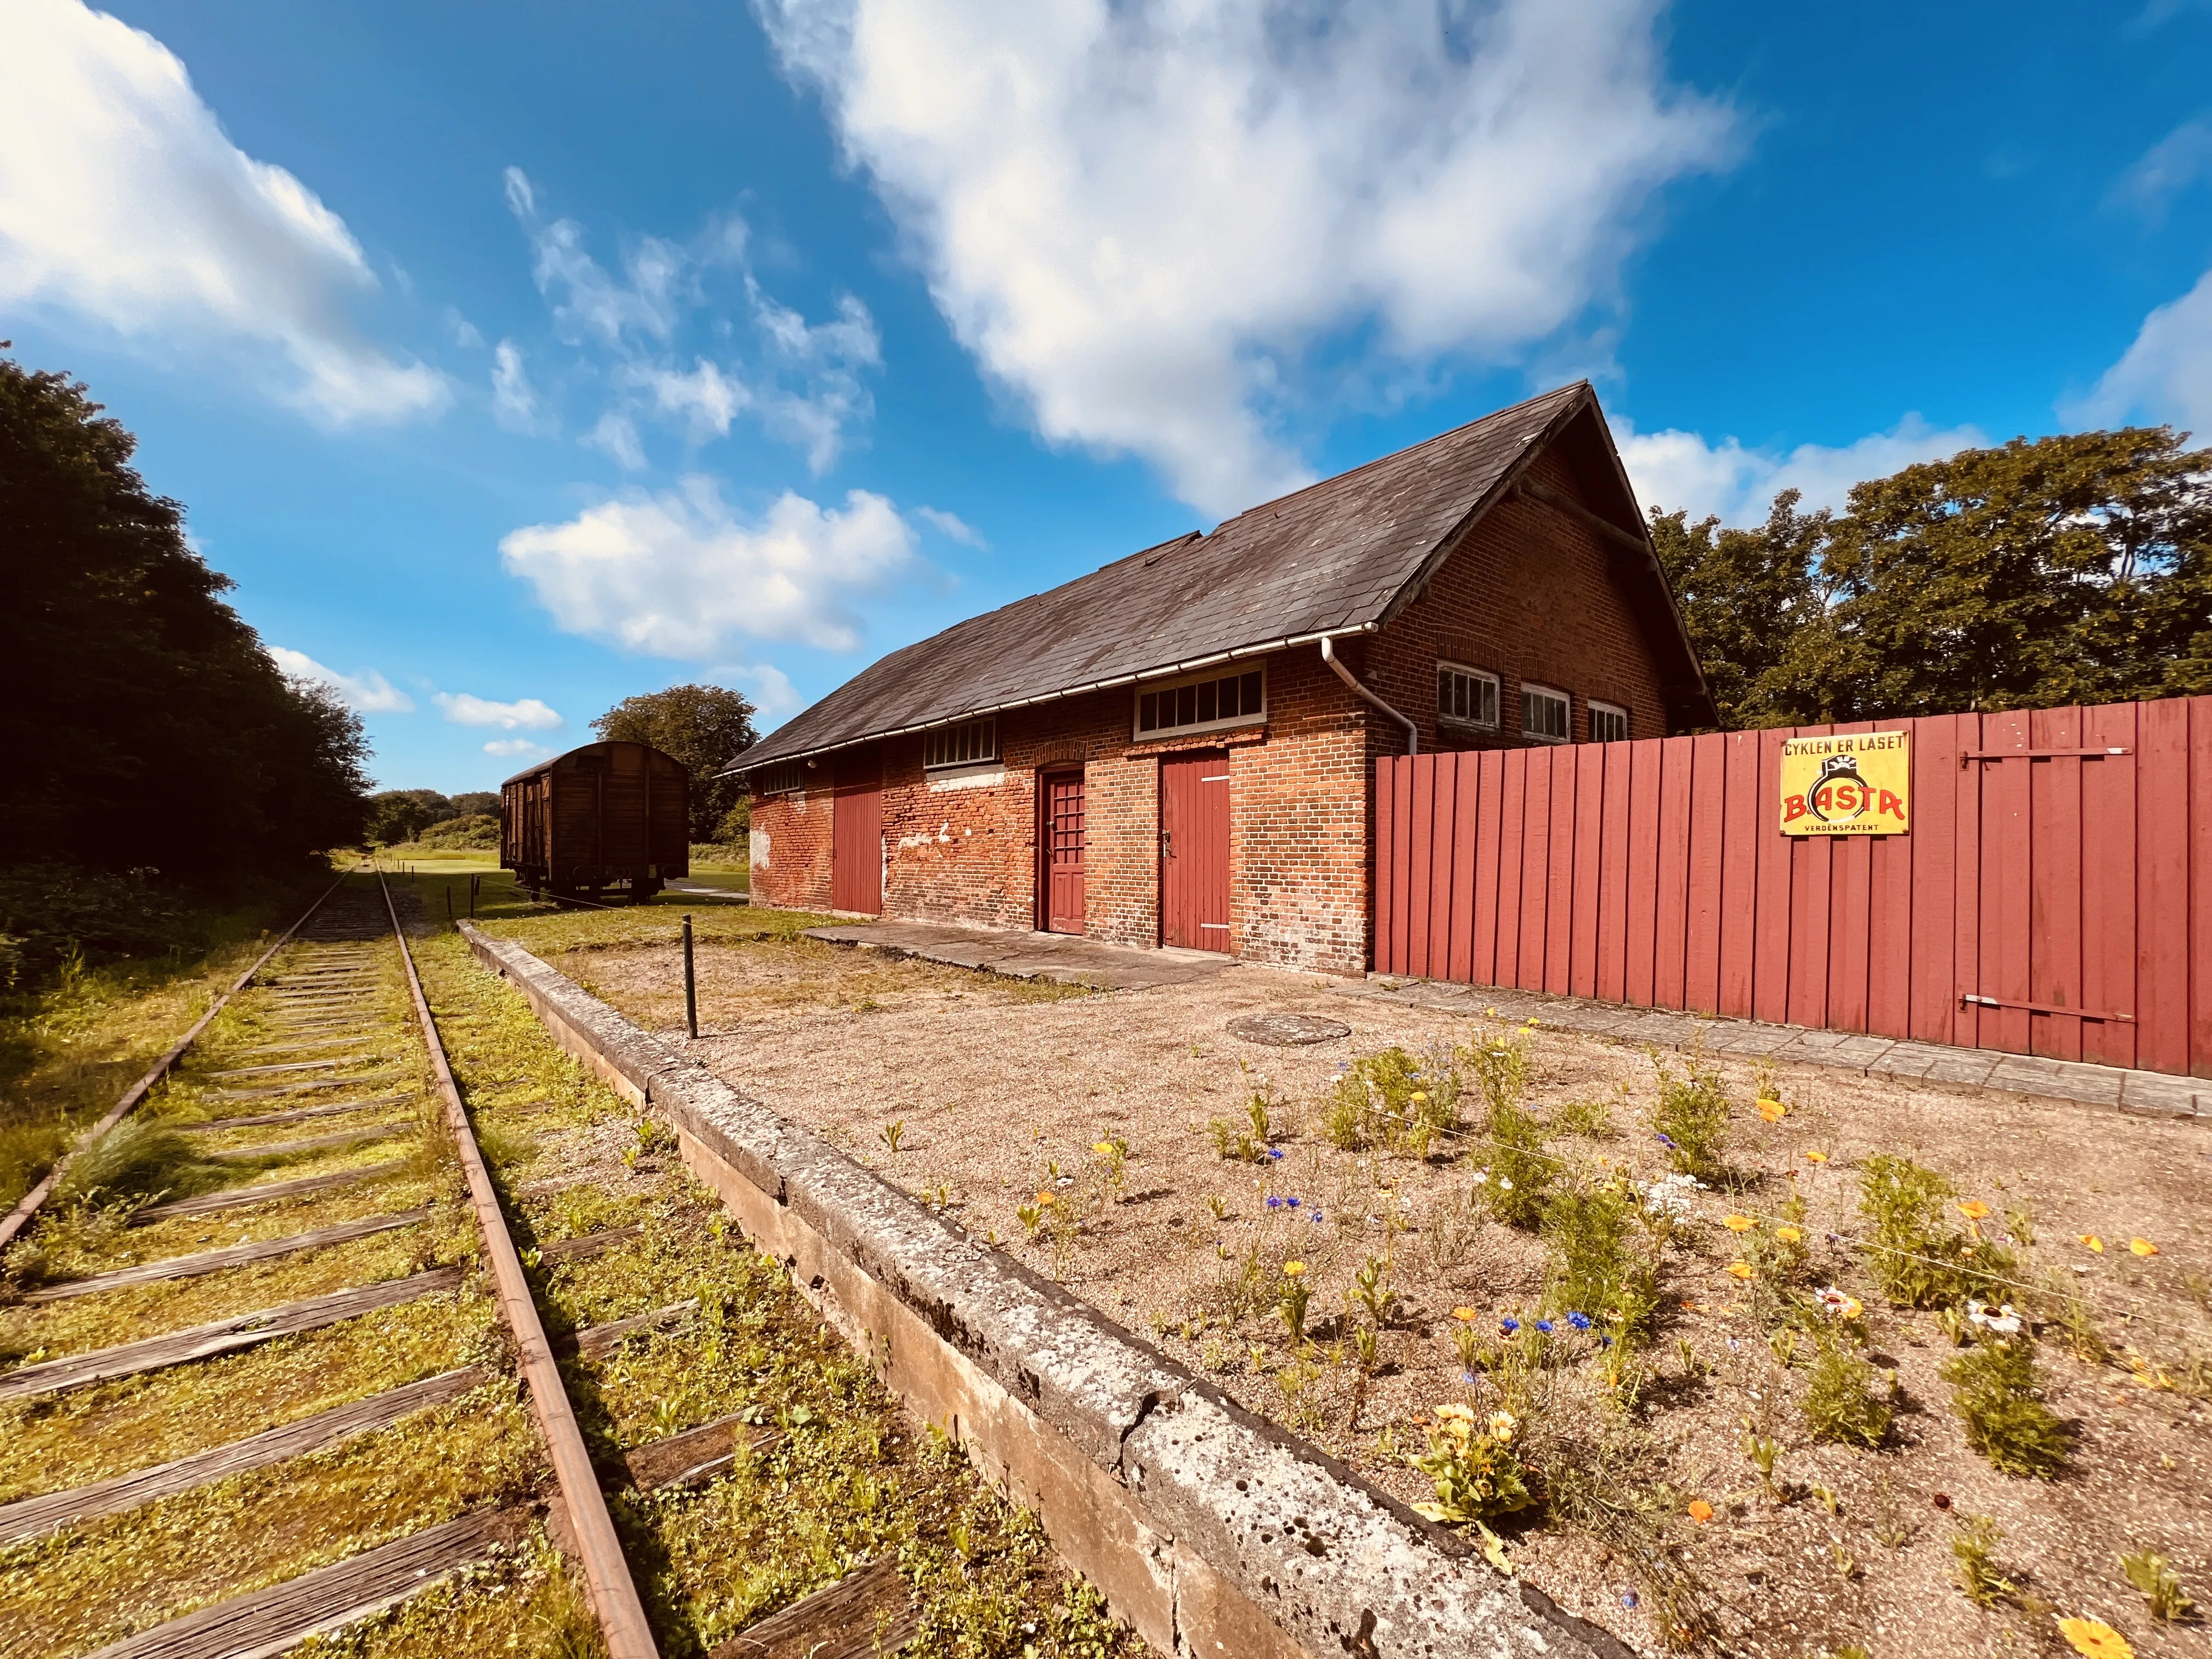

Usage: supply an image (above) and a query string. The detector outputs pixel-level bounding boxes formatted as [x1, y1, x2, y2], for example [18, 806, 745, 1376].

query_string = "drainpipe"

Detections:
[1320, 634, 1418, 755]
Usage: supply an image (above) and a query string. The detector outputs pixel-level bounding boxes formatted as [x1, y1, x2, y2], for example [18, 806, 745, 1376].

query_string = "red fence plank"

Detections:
[1517, 752, 1552, 990]
[1753, 730, 1793, 1024]
[1494, 754, 1527, 990]
[1684, 733, 1726, 1014]
[1866, 723, 1915, 1039]
[1653, 737, 1693, 1009]
[2140, 697, 2192, 1074]
[2028, 706, 2085, 1060]
[1373, 757, 1399, 974]
[1625, 740, 1662, 1007]
[1471, 751, 1504, 986]
[1571, 744, 1606, 998]
[1596, 743, 1633, 1002]
[1787, 726, 1834, 1030]
[1908, 716, 1962, 1043]
[1824, 722, 1875, 1037]
[1978, 712, 2035, 1054]
[2079, 702, 2138, 1070]
[1407, 754, 1437, 980]
[1718, 735, 1759, 1018]
[1545, 750, 1579, 994]
[1447, 754, 1480, 985]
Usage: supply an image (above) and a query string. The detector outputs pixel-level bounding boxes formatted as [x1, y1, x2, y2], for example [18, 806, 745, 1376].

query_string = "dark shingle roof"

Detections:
[737, 382, 1664, 769]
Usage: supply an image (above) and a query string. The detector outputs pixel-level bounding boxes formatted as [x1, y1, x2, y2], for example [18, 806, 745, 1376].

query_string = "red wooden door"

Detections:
[1161, 751, 1232, 951]
[1041, 771, 1086, 934]
[832, 756, 883, 915]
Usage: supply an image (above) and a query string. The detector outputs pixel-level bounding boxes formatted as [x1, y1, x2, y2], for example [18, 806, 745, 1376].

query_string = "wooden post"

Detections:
[682, 914, 698, 1041]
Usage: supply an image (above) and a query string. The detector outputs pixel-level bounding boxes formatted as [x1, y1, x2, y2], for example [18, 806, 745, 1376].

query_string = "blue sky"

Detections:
[3, 0, 2208, 792]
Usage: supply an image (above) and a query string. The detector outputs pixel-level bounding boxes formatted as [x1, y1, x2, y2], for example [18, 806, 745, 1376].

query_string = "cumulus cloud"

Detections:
[1618, 414, 1988, 527]
[500, 479, 917, 656]
[2067, 268, 2212, 441]
[755, 0, 1734, 515]
[433, 691, 564, 730]
[269, 646, 416, 713]
[0, 0, 446, 422]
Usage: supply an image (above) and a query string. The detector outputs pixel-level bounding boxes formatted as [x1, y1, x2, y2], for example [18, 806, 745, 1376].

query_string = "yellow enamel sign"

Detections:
[1779, 730, 1911, 837]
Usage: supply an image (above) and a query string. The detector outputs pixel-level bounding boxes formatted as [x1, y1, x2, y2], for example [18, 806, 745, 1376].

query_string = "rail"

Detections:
[377, 874, 661, 1659]
[0, 870, 349, 1256]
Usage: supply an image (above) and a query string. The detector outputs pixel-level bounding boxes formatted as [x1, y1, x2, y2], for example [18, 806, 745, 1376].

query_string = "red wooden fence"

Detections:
[1373, 697, 2212, 1078]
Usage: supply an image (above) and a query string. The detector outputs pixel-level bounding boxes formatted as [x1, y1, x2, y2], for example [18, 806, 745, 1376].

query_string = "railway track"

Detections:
[1, 873, 1121, 1659]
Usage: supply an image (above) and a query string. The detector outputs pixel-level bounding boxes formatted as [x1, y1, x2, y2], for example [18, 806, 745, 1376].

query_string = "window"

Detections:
[1436, 663, 1498, 728]
[1521, 685, 1571, 742]
[1589, 701, 1629, 744]
[752, 761, 805, 796]
[1135, 666, 1265, 738]
[923, 715, 998, 770]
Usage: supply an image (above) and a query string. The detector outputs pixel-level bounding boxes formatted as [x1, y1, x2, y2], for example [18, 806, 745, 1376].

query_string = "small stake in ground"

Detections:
[682, 913, 698, 1040]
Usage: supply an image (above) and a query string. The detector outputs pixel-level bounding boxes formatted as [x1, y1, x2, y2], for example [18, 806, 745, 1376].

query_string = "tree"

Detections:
[590, 684, 758, 840]
[0, 349, 370, 871]
[1649, 427, 2212, 727]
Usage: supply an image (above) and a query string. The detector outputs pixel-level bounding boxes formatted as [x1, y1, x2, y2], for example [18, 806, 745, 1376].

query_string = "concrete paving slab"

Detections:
[804, 921, 1238, 990]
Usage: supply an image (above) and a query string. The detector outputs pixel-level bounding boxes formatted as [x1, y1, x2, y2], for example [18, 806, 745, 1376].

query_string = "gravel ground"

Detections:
[538, 927, 2212, 1659]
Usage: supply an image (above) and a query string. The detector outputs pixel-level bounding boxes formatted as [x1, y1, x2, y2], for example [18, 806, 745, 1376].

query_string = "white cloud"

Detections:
[1618, 413, 1987, 527]
[506, 166, 687, 348]
[484, 738, 550, 758]
[0, 0, 447, 423]
[756, 0, 1733, 515]
[434, 691, 564, 730]
[268, 646, 416, 713]
[2068, 268, 2212, 441]
[2111, 117, 2212, 219]
[490, 339, 548, 432]
[643, 358, 753, 440]
[915, 505, 983, 545]
[710, 662, 805, 724]
[500, 479, 918, 656]
[584, 410, 647, 470]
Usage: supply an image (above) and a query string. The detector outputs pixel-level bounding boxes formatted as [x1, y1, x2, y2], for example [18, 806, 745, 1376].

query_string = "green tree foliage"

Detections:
[0, 351, 369, 871]
[363, 789, 499, 848]
[591, 683, 758, 840]
[1651, 428, 2212, 727]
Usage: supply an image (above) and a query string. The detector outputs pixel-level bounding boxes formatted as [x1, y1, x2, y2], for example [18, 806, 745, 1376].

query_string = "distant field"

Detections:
[366, 845, 748, 890]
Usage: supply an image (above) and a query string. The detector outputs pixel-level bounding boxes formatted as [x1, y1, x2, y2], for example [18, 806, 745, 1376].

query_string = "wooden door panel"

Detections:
[1161, 752, 1232, 951]
[832, 757, 883, 915]
[1043, 772, 1086, 934]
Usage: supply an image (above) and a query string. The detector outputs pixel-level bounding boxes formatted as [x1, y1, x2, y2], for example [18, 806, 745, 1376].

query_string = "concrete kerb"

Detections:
[455, 922, 1628, 1659]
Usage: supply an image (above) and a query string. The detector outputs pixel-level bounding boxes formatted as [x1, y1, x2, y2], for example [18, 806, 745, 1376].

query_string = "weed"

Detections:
[1277, 1263, 1313, 1345]
[1940, 1338, 2068, 1477]
[1858, 1154, 2017, 1307]
[2035, 1271, 2111, 1364]
[1325, 1046, 1460, 1156]
[1739, 1420, 1784, 1497]
[1351, 1254, 1395, 1328]
[2118, 1549, 2196, 1622]
[1951, 1515, 2014, 1607]
[879, 1119, 906, 1156]
[1409, 1403, 1536, 1525]
[53, 1118, 224, 1209]
[1556, 1091, 1618, 1139]
[1802, 1332, 1893, 1448]
[1419, 1186, 1478, 1273]
[1204, 1192, 1228, 1223]
[1472, 1096, 1551, 1227]
[1352, 1322, 1381, 1375]
[1870, 1472, 1911, 1550]
[1543, 1177, 1658, 1343]
[1650, 1049, 1731, 1182]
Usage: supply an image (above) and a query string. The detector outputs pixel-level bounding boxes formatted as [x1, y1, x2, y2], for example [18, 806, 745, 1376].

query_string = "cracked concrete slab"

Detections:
[804, 921, 1238, 991]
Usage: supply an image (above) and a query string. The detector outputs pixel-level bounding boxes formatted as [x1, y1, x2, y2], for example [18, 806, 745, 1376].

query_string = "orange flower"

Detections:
[1776, 1226, 1804, 1244]
[2128, 1238, 2159, 1257]
[2078, 1233, 2105, 1254]
[2058, 1618, 2134, 1659]
[1802, 1149, 1829, 1164]
[1678, 1301, 1705, 1312]
[1723, 1214, 1758, 1232]
[1957, 1200, 1992, 1221]
[1451, 1306, 1480, 1322]
[1756, 1098, 1787, 1122]
[1686, 1499, 1714, 1523]
[1035, 1190, 1056, 1206]
[1725, 1262, 1756, 1280]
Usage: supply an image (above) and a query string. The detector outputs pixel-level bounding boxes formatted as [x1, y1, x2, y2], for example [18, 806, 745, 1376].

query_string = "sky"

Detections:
[2, 0, 2208, 793]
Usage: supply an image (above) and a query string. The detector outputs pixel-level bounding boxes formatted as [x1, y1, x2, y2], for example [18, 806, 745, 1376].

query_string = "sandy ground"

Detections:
[543, 929, 2212, 1659]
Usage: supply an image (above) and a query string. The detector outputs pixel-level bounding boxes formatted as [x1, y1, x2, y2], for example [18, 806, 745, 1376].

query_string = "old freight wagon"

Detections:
[500, 741, 689, 904]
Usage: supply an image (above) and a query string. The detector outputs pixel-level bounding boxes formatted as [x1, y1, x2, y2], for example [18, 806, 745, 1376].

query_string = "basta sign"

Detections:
[1779, 730, 1911, 837]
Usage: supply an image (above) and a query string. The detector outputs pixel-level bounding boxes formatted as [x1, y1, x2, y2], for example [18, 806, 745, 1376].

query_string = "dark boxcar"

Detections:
[500, 741, 689, 902]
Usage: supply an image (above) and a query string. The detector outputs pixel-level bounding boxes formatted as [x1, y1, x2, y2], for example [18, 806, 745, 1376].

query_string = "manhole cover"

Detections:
[1226, 1012, 1352, 1047]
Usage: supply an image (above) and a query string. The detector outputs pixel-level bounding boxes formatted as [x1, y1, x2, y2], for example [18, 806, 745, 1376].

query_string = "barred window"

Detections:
[1136, 666, 1265, 738]
[752, 761, 805, 795]
[1436, 662, 1498, 727]
[1521, 685, 1571, 742]
[1589, 701, 1629, 744]
[923, 715, 998, 770]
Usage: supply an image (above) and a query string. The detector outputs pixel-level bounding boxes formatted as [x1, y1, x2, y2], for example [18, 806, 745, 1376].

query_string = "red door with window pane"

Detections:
[1160, 750, 1231, 951]
[1040, 771, 1086, 933]
[831, 755, 882, 915]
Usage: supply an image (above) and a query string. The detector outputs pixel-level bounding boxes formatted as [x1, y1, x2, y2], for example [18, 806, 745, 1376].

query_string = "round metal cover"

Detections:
[1226, 1012, 1352, 1047]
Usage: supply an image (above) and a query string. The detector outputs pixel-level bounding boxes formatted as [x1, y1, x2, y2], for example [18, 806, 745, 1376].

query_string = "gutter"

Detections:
[722, 622, 1383, 777]
[1321, 634, 1418, 755]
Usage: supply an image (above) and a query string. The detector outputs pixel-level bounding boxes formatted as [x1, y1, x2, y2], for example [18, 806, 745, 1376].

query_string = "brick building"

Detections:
[734, 383, 1712, 975]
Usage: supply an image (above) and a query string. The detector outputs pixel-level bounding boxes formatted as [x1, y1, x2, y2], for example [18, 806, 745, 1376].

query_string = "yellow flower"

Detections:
[1283, 1261, 1307, 1277]
[1450, 1306, 1480, 1322]
[2058, 1618, 2134, 1659]
[2128, 1237, 2159, 1257]
[1487, 1409, 1518, 1442]
[1776, 1226, 1804, 1244]
[1757, 1098, 1786, 1122]
[1725, 1262, 1756, 1280]
[1435, 1402, 1477, 1423]
[1802, 1149, 1829, 1164]
[1723, 1214, 1758, 1232]
[2078, 1233, 2105, 1254]
[1093, 1141, 1115, 1156]
[1686, 1499, 1713, 1523]
[1035, 1190, 1055, 1206]
[1957, 1200, 1992, 1221]
[1409, 1091, 1428, 1103]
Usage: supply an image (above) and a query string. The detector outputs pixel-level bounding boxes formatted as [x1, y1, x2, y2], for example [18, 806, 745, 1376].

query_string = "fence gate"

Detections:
[1374, 696, 2212, 1079]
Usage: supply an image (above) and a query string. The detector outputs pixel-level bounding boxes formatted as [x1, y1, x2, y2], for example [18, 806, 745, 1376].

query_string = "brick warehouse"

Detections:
[733, 382, 1713, 976]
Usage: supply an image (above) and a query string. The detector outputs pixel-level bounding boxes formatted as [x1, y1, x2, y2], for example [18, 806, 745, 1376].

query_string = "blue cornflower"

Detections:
[1266, 1147, 1285, 1160]
[1534, 1319, 1554, 1334]
[1620, 1590, 1639, 1610]
[1265, 1195, 1283, 1209]
[1285, 1196, 1300, 1207]
[1499, 1316, 1520, 1335]
[1598, 1334, 1615, 1348]
[1460, 1370, 1479, 1385]
[1656, 1132, 1678, 1148]
[1566, 1311, 1593, 1331]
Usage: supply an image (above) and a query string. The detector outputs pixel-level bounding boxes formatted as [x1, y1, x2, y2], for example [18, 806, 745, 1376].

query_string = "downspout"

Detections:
[1320, 633, 1418, 755]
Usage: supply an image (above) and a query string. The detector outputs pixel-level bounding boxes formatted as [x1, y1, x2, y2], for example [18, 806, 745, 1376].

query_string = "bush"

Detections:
[417, 813, 498, 850]
[1940, 1338, 2068, 1477]
[1858, 1154, 2016, 1307]
[1651, 1051, 1731, 1181]
[0, 862, 197, 981]
[1803, 1333, 1893, 1448]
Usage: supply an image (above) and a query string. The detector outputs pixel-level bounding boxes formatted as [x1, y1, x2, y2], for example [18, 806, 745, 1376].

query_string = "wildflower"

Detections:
[2079, 1233, 2105, 1253]
[1451, 1306, 1480, 1322]
[1499, 1317, 1521, 1335]
[2129, 1237, 2159, 1257]
[1620, 1590, 1639, 1610]
[1056, 1175, 1075, 1187]
[1035, 1190, 1056, 1206]
[1776, 1226, 1804, 1244]
[1285, 1197, 1301, 1208]
[1487, 1409, 1517, 1442]
[1803, 1149, 1829, 1164]
[1266, 1195, 1283, 1209]
[1534, 1319, 1554, 1334]
[1723, 1214, 1757, 1232]
[1966, 1299, 2023, 1336]
[1815, 1285, 1863, 1320]
[1410, 1091, 1428, 1103]
[1093, 1141, 1115, 1156]
[1566, 1311, 1592, 1331]
[1757, 1098, 1786, 1122]
[2058, 1618, 2135, 1659]
[1725, 1262, 1756, 1280]
[1283, 1261, 1307, 1277]
[1496, 1175, 1515, 1192]
[1957, 1200, 1992, 1221]
[1686, 1500, 1714, 1523]
[1598, 1334, 1614, 1348]
[1266, 1147, 1285, 1160]
[1656, 1132, 1678, 1148]
[1435, 1401, 1476, 1425]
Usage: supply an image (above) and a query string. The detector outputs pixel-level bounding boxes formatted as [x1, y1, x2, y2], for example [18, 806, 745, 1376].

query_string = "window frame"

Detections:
[922, 715, 1000, 771]
[1435, 661, 1500, 730]
[751, 761, 805, 797]
[1520, 683, 1572, 744]
[1589, 701, 1629, 744]
[1132, 663, 1266, 742]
